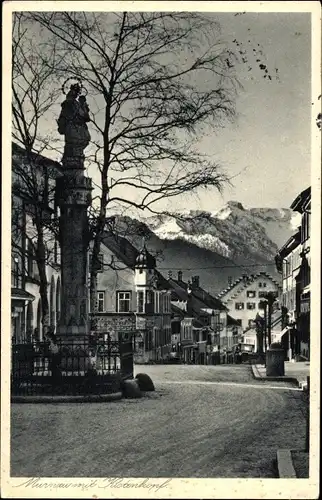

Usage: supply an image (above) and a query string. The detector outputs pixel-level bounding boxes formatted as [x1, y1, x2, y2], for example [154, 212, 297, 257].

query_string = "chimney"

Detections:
[178, 270, 183, 282]
[228, 276, 232, 287]
[168, 270, 173, 279]
[191, 276, 200, 289]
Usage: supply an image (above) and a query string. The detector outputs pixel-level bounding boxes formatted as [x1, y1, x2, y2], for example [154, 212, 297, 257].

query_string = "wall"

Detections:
[95, 244, 136, 312]
[224, 275, 280, 330]
[282, 244, 301, 318]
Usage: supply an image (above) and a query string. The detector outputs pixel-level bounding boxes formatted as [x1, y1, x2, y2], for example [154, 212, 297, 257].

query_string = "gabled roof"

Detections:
[276, 229, 301, 259]
[172, 278, 227, 311]
[101, 231, 170, 290]
[101, 231, 138, 269]
[171, 303, 186, 318]
[12, 142, 62, 172]
[168, 277, 227, 316]
[217, 271, 281, 300]
[290, 186, 311, 213]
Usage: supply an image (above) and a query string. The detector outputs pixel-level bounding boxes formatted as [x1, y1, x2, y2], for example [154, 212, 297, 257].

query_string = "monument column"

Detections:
[55, 81, 93, 342]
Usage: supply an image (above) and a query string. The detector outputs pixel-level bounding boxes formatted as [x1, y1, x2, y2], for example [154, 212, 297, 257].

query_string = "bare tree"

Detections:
[29, 11, 241, 313]
[12, 13, 62, 339]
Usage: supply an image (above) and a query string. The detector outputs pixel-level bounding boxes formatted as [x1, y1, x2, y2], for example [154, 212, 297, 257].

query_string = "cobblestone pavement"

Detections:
[11, 364, 307, 478]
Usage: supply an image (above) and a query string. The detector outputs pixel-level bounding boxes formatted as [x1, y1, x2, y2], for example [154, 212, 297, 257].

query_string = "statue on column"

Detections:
[57, 81, 91, 161]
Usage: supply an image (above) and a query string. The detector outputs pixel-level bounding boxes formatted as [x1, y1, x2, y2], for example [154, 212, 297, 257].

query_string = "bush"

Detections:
[122, 379, 142, 399]
[135, 373, 155, 392]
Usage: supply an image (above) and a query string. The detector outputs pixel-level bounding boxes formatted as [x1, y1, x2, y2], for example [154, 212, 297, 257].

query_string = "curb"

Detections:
[276, 449, 297, 478]
[11, 392, 123, 404]
[251, 365, 302, 387]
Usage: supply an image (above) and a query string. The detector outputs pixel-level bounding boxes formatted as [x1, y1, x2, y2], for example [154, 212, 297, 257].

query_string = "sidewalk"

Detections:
[252, 361, 310, 479]
[252, 361, 310, 388]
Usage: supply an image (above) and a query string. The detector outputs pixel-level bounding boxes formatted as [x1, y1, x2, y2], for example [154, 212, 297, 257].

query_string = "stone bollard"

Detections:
[266, 343, 285, 377]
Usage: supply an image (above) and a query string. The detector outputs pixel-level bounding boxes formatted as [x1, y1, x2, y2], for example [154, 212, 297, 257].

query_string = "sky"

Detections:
[12, 10, 313, 216]
[164, 12, 312, 213]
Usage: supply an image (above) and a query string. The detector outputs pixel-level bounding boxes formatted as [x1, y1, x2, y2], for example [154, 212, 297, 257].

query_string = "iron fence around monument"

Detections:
[11, 336, 133, 397]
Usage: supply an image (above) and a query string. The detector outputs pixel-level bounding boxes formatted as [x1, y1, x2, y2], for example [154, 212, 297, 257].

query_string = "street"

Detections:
[11, 364, 307, 478]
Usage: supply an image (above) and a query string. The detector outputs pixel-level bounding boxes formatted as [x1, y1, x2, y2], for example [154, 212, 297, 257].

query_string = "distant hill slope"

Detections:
[111, 201, 299, 296]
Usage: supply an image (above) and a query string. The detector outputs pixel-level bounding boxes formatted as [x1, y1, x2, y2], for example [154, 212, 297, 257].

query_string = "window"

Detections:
[247, 302, 256, 310]
[263, 282, 267, 288]
[146, 290, 153, 304]
[117, 291, 132, 312]
[13, 256, 19, 287]
[259, 291, 267, 298]
[97, 291, 105, 312]
[145, 290, 154, 313]
[248, 319, 255, 327]
[164, 293, 171, 313]
[137, 290, 145, 313]
[155, 292, 160, 313]
[235, 302, 244, 310]
[301, 212, 310, 243]
[247, 290, 256, 298]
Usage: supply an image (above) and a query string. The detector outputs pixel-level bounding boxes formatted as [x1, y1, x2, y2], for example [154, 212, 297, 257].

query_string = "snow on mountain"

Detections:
[153, 218, 231, 257]
[111, 201, 298, 295]
[153, 218, 182, 236]
[143, 201, 296, 266]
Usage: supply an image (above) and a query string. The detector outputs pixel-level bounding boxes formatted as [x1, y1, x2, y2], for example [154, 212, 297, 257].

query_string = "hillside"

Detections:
[111, 202, 298, 295]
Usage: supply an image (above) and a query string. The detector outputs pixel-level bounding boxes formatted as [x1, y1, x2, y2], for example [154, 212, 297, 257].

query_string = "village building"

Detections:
[11, 142, 62, 343]
[216, 271, 281, 351]
[275, 186, 311, 360]
[11, 143, 172, 363]
[93, 232, 172, 362]
[167, 272, 240, 363]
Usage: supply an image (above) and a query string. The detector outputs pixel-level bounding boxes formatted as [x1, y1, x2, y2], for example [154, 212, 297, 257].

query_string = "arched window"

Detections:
[56, 277, 61, 325]
[50, 276, 56, 327]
